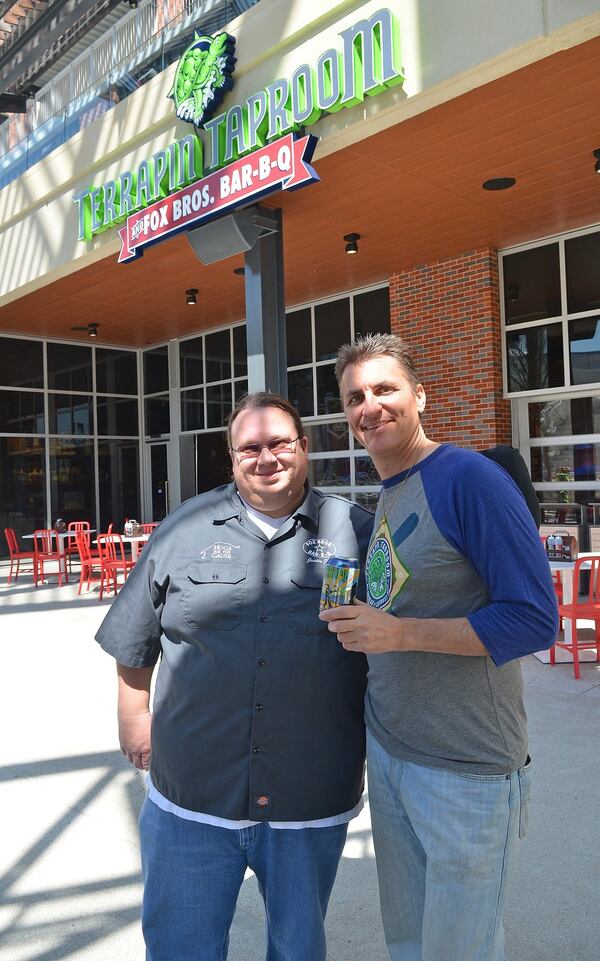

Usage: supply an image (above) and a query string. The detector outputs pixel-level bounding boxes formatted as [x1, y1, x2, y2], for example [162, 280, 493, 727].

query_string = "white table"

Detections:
[22, 529, 96, 543]
[533, 553, 600, 663]
[120, 534, 150, 561]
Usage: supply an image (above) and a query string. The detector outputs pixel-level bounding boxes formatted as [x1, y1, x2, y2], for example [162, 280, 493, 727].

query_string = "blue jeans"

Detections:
[139, 797, 348, 961]
[367, 732, 531, 961]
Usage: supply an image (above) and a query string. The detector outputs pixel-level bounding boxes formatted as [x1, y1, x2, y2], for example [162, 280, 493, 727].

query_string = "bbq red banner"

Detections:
[118, 133, 319, 263]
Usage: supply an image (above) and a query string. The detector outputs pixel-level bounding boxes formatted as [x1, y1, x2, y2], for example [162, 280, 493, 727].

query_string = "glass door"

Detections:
[146, 441, 170, 521]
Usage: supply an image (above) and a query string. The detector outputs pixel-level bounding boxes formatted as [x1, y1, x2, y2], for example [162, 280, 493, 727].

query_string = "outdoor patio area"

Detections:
[1, 561, 599, 961]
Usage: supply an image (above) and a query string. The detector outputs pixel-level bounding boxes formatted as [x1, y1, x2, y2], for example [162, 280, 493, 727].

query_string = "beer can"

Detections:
[320, 556, 360, 612]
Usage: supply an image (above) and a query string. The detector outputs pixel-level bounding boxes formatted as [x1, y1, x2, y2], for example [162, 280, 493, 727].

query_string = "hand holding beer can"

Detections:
[320, 557, 360, 612]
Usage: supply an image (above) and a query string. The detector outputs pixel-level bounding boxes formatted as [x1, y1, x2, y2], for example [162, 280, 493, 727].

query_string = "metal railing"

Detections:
[0, 0, 258, 192]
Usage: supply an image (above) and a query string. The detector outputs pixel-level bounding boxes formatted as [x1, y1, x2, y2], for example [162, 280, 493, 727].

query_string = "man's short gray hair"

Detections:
[335, 333, 421, 390]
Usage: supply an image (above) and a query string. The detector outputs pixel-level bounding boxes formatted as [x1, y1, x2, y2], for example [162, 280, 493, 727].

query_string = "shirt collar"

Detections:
[212, 482, 318, 530]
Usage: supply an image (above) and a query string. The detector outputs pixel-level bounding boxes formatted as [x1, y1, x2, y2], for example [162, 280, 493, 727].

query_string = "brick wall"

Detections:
[389, 247, 511, 448]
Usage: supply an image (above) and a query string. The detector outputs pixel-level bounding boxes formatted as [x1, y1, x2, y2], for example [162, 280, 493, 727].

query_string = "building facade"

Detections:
[1, 0, 600, 551]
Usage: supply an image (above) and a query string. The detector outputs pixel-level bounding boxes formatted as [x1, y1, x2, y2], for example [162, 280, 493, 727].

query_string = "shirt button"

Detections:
[255, 703, 263, 711]
[253, 746, 260, 753]
[263, 577, 269, 584]
[212, 574, 218, 580]
[258, 659, 266, 667]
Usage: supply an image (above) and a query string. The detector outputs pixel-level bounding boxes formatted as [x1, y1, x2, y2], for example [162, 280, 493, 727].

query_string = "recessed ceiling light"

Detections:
[482, 177, 516, 191]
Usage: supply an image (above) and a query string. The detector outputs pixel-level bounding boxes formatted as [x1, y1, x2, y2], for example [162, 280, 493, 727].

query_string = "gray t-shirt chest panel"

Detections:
[366, 472, 527, 774]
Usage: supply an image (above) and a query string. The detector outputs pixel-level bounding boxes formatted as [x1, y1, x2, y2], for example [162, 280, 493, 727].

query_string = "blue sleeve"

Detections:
[422, 451, 559, 666]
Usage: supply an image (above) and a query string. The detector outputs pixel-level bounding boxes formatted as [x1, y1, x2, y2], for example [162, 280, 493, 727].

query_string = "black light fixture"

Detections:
[70, 322, 99, 337]
[593, 149, 600, 175]
[186, 288, 198, 305]
[126, 0, 138, 8]
[482, 177, 516, 191]
[233, 267, 245, 276]
[344, 232, 360, 254]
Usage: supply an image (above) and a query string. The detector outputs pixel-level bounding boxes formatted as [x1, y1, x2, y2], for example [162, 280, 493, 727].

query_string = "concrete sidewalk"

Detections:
[1, 565, 599, 961]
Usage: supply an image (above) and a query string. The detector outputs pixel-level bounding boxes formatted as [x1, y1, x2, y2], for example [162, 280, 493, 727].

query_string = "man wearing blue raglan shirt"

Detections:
[320, 334, 558, 961]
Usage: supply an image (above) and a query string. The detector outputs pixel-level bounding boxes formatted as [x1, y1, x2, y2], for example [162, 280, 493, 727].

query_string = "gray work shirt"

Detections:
[96, 483, 373, 821]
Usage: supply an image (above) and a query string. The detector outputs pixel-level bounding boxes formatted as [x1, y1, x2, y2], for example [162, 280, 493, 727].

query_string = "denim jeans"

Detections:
[139, 797, 348, 961]
[367, 732, 531, 961]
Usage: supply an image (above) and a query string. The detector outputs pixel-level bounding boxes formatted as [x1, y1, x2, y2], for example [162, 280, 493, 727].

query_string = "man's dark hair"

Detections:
[226, 392, 305, 450]
[335, 333, 421, 390]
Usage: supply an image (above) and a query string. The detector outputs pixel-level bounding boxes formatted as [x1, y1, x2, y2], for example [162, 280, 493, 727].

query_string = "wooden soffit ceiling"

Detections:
[2, 33, 600, 348]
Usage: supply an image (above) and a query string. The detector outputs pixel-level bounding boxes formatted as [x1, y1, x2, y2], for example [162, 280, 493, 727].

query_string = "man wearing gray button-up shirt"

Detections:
[96, 392, 373, 961]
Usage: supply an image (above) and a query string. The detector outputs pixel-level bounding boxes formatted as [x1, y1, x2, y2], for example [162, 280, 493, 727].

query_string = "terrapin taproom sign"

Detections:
[73, 7, 404, 258]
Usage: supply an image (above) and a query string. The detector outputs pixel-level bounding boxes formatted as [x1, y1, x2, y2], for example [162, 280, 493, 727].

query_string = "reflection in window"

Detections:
[48, 394, 94, 434]
[144, 346, 169, 394]
[309, 458, 351, 487]
[529, 397, 600, 438]
[181, 388, 205, 431]
[0, 338, 44, 388]
[96, 397, 139, 436]
[355, 456, 379, 485]
[205, 330, 231, 383]
[304, 422, 349, 453]
[96, 347, 138, 395]
[49, 438, 96, 526]
[569, 316, 600, 386]
[286, 309, 312, 366]
[234, 380, 248, 404]
[47, 343, 93, 391]
[288, 368, 313, 417]
[206, 383, 232, 429]
[0, 390, 45, 433]
[194, 432, 230, 493]
[315, 299, 350, 361]
[0, 437, 47, 553]
[98, 440, 140, 532]
[145, 395, 170, 436]
[506, 325, 564, 391]
[316, 365, 342, 414]
[502, 244, 561, 324]
[530, 445, 600, 483]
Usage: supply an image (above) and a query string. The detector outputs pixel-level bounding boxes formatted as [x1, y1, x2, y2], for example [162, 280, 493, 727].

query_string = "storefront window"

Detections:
[145, 395, 170, 436]
[315, 299, 351, 361]
[354, 287, 391, 337]
[0, 437, 46, 553]
[205, 330, 231, 382]
[181, 388, 205, 431]
[144, 346, 169, 394]
[286, 309, 312, 366]
[96, 347, 138, 395]
[206, 383, 232, 429]
[0, 337, 43, 388]
[309, 458, 351, 487]
[506, 325, 564, 392]
[304, 422, 349, 452]
[48, 394, 94, 435]
[180, 337, 203, 388]
[569, 316, 600, 386]
[316, 365, 342, 414]
[530, 445, 600, 484]
[502, 244, 561, 324]
[47, 343, 93, 391]
[49, 438, 96, 526]
[288, 368, 313, 417]
[96, 397, 139, 436]
[0, 390, 45, 433]
[233, 325, 247, 377]
[98, 439, 140, 532]
[565, 230, 600, 314]
[528, 397, 600, 438]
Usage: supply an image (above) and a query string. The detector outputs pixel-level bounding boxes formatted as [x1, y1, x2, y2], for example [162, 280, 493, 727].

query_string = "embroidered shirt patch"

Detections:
[198, 542, 241, 560]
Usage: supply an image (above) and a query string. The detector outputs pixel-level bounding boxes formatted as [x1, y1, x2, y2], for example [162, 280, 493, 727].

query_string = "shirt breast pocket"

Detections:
[182, 562, 247, 632]
[289, 565, 327, 637]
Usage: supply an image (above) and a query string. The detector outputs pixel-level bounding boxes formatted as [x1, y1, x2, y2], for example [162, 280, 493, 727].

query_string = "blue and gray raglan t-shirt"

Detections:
[365, 444, 558, 775]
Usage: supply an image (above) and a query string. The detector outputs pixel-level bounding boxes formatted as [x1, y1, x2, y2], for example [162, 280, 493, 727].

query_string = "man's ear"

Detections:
[415, 385, 426, 413]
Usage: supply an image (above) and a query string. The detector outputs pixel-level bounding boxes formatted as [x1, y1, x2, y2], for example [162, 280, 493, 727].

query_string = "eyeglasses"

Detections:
[232, 436, 302, 460]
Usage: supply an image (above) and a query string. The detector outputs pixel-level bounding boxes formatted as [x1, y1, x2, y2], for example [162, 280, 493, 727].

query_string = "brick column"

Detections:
[389, 248, 511, 448]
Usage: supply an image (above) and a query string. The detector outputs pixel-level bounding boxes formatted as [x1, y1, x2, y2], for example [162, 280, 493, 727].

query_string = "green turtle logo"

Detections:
[169, 31, 236, 128]
[367, 543, 390, 603]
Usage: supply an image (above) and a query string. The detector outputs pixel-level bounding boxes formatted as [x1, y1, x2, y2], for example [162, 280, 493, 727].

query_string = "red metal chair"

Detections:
[65, 521, 91, 570]
[552, 556, 600, 679]
[75, 532, 102, 594]
[4, 527, 36, 584]
[139, 523, 159, 534]
[97, 533, 134, 600]
[32, 529, 69, 587]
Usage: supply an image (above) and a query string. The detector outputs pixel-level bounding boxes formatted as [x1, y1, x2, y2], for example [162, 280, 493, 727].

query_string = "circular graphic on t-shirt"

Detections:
[366, 537, 392, 609]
